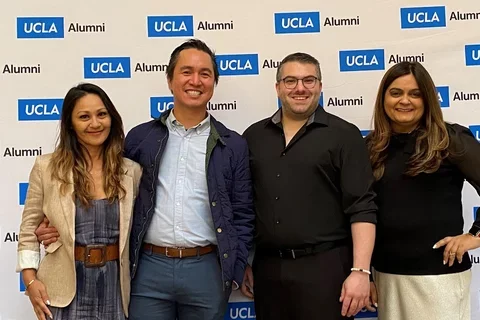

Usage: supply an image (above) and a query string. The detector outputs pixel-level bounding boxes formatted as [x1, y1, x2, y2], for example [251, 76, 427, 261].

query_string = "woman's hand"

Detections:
[26, 279, 53, 320]
[434, 234, 480, 266]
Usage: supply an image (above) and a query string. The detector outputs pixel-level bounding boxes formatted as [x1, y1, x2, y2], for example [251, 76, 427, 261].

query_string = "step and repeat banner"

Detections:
[1, 0, 479, 319]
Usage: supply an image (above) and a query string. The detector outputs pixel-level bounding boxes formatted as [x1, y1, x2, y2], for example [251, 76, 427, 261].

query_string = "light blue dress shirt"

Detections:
[144, 110, 217, 248]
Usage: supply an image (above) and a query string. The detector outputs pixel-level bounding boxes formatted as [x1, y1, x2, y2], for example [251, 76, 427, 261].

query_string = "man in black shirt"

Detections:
[241, 53, 377, 319]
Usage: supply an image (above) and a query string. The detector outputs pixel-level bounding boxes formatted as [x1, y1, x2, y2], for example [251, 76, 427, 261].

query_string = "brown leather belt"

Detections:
[75, 243, 119, 268]
[143, 243, 217, 258]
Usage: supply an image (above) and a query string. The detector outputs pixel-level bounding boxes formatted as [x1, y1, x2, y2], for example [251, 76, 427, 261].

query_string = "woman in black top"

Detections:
[366, 61, 480, 320]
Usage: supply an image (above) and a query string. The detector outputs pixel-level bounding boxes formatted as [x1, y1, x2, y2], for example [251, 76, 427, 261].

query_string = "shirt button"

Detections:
[217, 228, 222, 233]
[275, 196, 279, 200]
[133, 263, 136, 268]
[178, 180, 182, 184]
[282, 152, 286, 156]
[176, 202, 180, 206]
[223, 253, 228, 259]
[276, 173, 280, 177]
[150, 164, 154, 167]
[225, 281, 231, 287]
[212, 201, 217, 207]
[180, 157, 184, 161]
[276, 220, 280, 224]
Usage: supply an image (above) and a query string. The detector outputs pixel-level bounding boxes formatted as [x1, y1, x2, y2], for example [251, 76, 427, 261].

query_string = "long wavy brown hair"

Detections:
[367, 62, 449, 181]
[49, 83, 126, 206]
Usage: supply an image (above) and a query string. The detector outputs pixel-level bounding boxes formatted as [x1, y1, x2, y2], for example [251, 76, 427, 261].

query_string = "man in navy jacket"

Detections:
[125, 39, 255, 319]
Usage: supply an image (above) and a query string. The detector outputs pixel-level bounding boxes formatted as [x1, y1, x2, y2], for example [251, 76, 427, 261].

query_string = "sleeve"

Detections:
[339, 126, 378, 224]
[447, 124, 480, 227]
[231, 139, 255, 285]
[16, 157, 46, 272]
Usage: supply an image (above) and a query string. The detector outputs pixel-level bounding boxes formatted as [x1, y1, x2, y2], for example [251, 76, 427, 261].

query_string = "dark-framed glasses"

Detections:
[280, 76, 319, 89]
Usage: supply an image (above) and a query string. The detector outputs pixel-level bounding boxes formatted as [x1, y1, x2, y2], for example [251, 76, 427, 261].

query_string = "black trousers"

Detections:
[253, 245, 354, 320]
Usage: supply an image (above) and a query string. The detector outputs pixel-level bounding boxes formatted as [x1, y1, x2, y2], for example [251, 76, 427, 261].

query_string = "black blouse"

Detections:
[372, 123, 480, 275]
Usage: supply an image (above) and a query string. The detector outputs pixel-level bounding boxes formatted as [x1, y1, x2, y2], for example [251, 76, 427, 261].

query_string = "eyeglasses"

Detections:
[279, 76, 319, 89]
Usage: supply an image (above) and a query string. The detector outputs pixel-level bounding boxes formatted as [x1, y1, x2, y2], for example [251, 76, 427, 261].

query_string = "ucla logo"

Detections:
[274, 12, 320, 34]
[355, 310, 378, 318]
[20, 273, 26, 292]
[150, 96, 174, 118]
[436, 86, 450, 108]
[469, 125, 480, 142]
[339, 49, 385, 72]
[18, 98, 63, 121]
[360, 130, 371, 138]
[84, 57, 131, 79]
[224, 302, 256, 320]
[400, 6, 446, 29]
[465, 44, 480, 66]
[19, 183, 29, 205]
[216, 54, 259, 76]
[17, 17, 64, 38]
[147, 16, 194, 37]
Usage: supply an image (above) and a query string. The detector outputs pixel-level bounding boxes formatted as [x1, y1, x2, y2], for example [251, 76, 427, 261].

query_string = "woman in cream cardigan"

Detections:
[17, 83, 141, 320]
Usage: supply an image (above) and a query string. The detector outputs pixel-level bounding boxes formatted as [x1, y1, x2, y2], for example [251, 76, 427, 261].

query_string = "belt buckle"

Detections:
[278, 249, 296, 259]
[165, 247, 186, 258]
[84, 244, 107, 268]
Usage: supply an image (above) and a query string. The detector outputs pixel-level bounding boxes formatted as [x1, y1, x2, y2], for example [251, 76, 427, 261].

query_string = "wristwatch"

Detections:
[468, 224, 480, 237]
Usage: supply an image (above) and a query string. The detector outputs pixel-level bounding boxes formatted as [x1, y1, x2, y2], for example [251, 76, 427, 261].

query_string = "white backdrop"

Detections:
[1, 1, 479, 319]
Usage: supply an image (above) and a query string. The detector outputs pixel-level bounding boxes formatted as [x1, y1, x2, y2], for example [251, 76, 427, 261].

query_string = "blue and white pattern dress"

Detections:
[50, 198, 125, 320]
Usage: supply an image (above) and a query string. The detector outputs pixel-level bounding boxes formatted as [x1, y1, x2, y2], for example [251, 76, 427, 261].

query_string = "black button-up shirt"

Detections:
[243, 106, 377, 249]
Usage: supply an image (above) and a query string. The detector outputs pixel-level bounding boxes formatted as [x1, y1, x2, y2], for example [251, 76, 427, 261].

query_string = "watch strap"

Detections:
[468, 224, 480, 237]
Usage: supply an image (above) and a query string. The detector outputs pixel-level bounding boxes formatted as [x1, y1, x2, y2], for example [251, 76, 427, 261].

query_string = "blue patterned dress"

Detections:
[50, 198, 125, 320]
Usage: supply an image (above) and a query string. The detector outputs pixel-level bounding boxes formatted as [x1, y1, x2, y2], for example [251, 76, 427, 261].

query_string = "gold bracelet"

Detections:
[351, 267, 371, 275]
[26, 279, 36, 289]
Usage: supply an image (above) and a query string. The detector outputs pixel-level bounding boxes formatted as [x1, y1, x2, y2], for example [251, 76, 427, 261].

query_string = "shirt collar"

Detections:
[269, 105, 327, 127]
[167, 109, 211, 134]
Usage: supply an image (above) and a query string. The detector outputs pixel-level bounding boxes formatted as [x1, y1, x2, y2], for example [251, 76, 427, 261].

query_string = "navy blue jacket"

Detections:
[124, 110, 255, 288]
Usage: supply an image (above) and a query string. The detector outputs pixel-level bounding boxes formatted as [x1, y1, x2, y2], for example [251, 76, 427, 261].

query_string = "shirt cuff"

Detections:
[232, 280, 240, 291]
[350, 212, 377, 224]
[16, 250, 40, 272]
